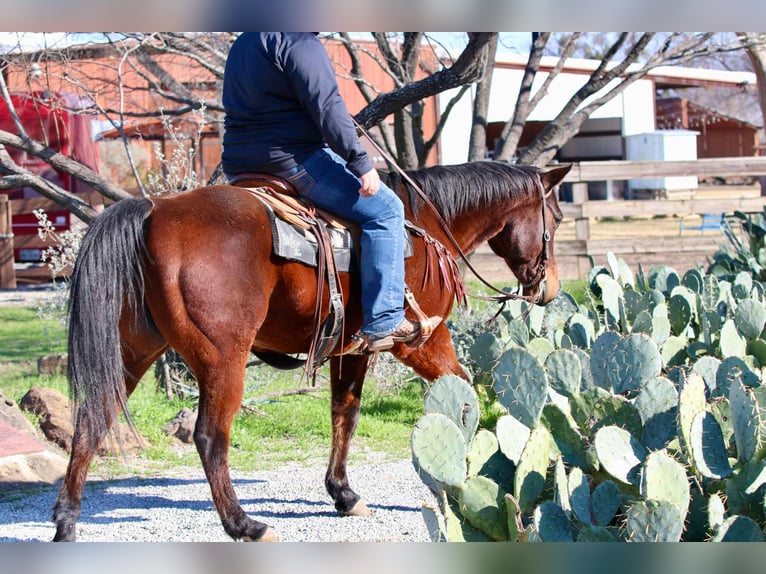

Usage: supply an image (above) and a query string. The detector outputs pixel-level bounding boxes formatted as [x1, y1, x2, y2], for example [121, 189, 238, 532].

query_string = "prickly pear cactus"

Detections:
[413, 252, 766, 544]
[590, 331, 621, 390]
[544, 348, 582, 398]
[668, 293, 692, 337]
[606, 333, 662, 396]
[424, 374, 480, 444]
[689, 411, 732, 480]
[458, 475, 509, 541]
[720, 319, 747, 358]
[411, 413, 467, 488]
[625, 499, 684, 542]
[514, 426, 552, 513]
[533, 501, 575, 542]
[640, 450, 690, 518]
[711, 515, 765, 542]
[540, 403, 588, 469]
[634, 376, 678, 450]
[734, 298, 766, 340]
[492, 347, 548, 428]
[593, 425, 646, 486]
[591, 480, 621, 527]
[729, 376, 763, 462]
[495, 414, 531, 465]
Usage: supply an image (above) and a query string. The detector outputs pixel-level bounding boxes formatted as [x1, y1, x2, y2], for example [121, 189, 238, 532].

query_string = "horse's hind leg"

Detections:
[192, 355, 277, 542]
[53, 333, 166, 541]
[325, 354, 372, 516]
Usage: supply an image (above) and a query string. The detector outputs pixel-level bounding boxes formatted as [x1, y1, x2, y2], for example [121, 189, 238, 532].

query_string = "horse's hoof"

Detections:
[340, 499, 372, 517]
[243, 526, 279, 542]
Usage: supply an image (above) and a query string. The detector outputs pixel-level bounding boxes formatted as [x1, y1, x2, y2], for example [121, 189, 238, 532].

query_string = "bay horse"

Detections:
[52, 161, 571, 542]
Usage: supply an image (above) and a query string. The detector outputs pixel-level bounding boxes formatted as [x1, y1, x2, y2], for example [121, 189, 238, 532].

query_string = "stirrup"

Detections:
[353, 315, 442, 354]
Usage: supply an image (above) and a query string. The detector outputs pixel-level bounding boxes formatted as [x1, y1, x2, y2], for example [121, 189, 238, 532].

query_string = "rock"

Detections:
[37, 353, 68, 377]
[0, 391, 39, 437]
[19, 386, 144, 456]
[0, 451, 67, 489]
[0, 391, 68, 489]
[19, 387, 74, 452]
[164, 407, 197, 444]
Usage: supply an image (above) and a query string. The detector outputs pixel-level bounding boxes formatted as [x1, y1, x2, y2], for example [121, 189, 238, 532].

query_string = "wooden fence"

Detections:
[557, 157, 766, 279]
[0, 195, 15, 289]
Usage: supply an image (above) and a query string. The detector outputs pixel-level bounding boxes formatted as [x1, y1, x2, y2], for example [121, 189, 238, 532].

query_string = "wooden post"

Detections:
[570, 182, 591, 280]
[0, 195, 16, 289]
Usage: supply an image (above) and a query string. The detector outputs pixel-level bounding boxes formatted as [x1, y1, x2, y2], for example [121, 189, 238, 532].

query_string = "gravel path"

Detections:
[0, 457, 435, 542]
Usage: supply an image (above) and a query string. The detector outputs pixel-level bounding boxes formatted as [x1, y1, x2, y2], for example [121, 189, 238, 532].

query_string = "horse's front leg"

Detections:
[326, 354, 372, 516]
[392, 323, 470, 382]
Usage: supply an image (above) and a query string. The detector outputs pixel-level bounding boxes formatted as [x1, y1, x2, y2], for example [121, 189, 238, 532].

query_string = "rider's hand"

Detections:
[358, 168, 380, 198]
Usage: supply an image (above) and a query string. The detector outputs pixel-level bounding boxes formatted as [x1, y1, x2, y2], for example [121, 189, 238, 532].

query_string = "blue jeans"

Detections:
[276, 149, 406, 337]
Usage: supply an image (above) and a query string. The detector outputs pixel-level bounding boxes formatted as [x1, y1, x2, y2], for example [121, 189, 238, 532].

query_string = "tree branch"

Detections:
[0, 129, 132, 203]
[0, 145, 99, 222]
[354, 33, 494, 128]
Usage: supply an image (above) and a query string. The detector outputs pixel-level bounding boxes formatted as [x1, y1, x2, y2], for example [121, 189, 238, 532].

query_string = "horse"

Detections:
[52, 160, 571, 542]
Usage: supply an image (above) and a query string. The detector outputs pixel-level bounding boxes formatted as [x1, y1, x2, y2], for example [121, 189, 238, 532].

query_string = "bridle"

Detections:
[353, 119, 554, 308]
[516, 173, 555, 303]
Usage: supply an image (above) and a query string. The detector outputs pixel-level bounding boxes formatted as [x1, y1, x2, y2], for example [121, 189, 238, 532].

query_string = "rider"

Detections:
[221, 32, 440, 352]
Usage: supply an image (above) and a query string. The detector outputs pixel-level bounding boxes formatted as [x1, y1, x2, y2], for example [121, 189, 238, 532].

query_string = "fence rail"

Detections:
[556, 157, 766, 279]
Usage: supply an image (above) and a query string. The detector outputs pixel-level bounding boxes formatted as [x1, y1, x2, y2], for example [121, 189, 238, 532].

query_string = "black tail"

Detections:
[67, 197, 154, 448]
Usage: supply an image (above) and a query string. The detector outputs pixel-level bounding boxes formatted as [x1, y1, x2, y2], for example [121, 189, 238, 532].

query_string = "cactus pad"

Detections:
[711, 515, 765, 542]
[514, 426, 552, 513]
[424, 374, 480, 445]
[591, 480, 621, 527]
[734, 298, 766, 340]
[593, 425, 647, 486]
[729, 377, 762, 462]
[634, 376, 678, 450]
[607, 333, 662, 396]
[720, 319, 747, 358]
[411, 413, 467, 487]
[625, 499, 684, 542]
[458, 475, 509, 541]
[640, 450, 690, 518]
[689, 411, 732, 480]
[533, 501, 575, 542]
[545, 348, 582, 398]
[568, 466, 593, 525]
[493, 347, 548, 428]
[496, 414, 531, 465]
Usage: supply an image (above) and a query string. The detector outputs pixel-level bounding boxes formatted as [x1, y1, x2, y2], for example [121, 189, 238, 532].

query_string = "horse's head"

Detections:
[487, 164, 571, 306]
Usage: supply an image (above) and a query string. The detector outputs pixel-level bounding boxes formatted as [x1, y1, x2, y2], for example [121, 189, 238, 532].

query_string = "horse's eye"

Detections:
[553, 216, 562, 228]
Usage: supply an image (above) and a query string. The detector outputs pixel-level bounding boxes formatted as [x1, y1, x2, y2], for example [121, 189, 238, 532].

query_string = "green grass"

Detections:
[562, 279, 588, 305]
[0, 307, 67, 361]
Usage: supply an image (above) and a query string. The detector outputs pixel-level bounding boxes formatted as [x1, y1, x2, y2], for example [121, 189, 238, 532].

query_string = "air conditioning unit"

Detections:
[625, 130, 699, 193]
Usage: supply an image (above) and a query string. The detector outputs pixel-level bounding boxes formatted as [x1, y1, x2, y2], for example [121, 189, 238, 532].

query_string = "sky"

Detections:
[0, 32, 534, 56]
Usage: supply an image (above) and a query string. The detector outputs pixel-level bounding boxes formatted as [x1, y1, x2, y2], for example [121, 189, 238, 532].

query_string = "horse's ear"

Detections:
[541, 164, 572, 189]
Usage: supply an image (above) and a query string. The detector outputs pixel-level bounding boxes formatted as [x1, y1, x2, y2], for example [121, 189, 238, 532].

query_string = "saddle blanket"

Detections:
[264, 204, 413, 272]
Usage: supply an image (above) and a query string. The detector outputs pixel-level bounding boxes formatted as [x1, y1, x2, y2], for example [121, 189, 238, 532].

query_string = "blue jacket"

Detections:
[222, 33, 373, 178]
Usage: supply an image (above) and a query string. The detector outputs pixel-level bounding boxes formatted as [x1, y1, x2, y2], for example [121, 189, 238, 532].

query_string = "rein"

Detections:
[353, 118, 551, 307]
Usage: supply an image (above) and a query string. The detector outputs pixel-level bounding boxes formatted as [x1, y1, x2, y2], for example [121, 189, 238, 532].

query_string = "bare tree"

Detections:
[335, 32, 493, 168]
[738, 33, 766, 131]
[467, 33, 499, 162]
[491, 33, 747, 166]
[737, 33, 766, 194]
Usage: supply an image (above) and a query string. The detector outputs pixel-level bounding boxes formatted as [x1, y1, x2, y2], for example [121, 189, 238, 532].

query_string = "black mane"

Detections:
[381, 161, 543, 222]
